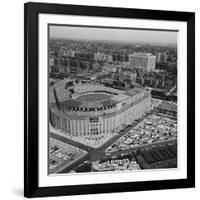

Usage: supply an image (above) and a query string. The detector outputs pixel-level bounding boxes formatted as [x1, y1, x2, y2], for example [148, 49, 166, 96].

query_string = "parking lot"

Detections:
[105, 113, 177, 153]
[49, 138, 87, 174]
[92, 152, 140, 171]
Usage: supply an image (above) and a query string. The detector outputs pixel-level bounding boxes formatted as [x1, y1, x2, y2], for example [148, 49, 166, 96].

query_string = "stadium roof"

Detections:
[59, 99, 82, 108]
[79, 101, 103, 108]
[111, 94, 129, 102]
[124, 88, 144, 97]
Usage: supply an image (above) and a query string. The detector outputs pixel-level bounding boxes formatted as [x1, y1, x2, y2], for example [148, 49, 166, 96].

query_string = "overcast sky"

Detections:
[49, 25, 177, 44]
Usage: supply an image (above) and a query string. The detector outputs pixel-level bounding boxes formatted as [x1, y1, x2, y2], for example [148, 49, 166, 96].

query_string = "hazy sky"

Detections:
[49, 25, 177, 44]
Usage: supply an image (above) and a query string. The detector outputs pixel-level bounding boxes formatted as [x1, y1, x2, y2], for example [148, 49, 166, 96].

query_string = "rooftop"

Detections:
[129, 53, 154, 57]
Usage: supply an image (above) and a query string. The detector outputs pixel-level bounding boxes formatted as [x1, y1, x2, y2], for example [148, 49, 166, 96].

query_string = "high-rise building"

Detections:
[160, 52, 168, 63]
[156, 52, 161, 63]
[156, 52, 168, 63]
[49, 58, 54, 66]
[129, 53, 156, 71]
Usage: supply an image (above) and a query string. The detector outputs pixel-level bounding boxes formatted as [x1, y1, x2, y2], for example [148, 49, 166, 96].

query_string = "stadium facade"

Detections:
[49, 79, 151, 139]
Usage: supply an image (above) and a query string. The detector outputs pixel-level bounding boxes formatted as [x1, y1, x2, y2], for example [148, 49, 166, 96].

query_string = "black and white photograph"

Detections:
[23, 2, 195, 197]
[48, 25, 178, 175]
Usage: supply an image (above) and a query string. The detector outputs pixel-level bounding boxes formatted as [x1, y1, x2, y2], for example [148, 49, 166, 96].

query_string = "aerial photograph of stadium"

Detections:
[48, 25, 178, 175]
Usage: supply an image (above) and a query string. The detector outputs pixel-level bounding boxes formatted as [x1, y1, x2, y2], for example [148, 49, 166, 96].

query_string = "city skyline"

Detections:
[49, 25, 177, 45]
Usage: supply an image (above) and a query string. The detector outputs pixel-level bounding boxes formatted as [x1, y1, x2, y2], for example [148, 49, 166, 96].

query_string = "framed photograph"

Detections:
[24, 2, 195, 198]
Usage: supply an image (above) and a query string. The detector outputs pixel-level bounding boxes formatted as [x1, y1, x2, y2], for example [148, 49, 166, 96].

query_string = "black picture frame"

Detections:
[24, 2, 195, 198]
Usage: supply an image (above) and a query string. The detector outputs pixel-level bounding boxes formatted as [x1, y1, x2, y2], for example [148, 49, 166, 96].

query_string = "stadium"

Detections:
[49, 78, 151, 140]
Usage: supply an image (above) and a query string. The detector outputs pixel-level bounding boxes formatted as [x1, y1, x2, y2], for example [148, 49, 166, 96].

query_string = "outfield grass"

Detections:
[76, 93, 111, 102]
